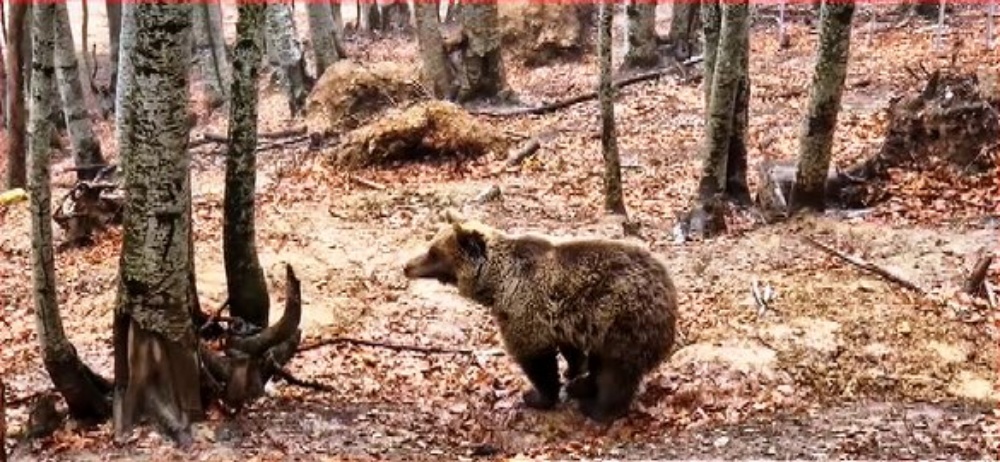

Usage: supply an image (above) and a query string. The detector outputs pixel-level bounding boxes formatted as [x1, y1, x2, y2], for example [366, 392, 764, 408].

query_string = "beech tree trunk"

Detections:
[225, 3, 271, 329]
[456, 0, 510, 103]
[265, 2, 311, 115]
[113, 3, 202, 445]
[192, 1, 231, 108]
[599, 0, 626, 215]
[381, 0, 412, 33]
[54, 3, 105, 178]
[29, 2, 112, 424]
[415, 0, 455, 99]
[791, 1, 855, 212]
[306, 1, 341, 76]
[5, 1, 28, 189]
[105, 0, 121, 116]
[623, 0, 659, 70]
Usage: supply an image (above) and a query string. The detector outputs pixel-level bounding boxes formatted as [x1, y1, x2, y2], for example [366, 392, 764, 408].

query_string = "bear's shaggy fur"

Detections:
[403, 211, 678, 423]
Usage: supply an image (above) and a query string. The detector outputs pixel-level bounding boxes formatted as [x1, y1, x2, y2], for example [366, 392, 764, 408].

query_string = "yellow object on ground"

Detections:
[0, 188, 28, 206]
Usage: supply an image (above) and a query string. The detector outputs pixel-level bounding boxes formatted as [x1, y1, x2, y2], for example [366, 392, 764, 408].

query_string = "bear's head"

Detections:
[403, 209, 496, 288]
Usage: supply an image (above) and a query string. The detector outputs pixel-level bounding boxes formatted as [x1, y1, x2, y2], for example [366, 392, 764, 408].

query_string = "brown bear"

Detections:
[403, 211, 678, 424]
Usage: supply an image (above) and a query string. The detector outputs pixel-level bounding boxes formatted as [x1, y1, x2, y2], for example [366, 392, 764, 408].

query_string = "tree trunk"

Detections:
[701, 0, 720, 112]
[105, 0, 121, 116]
[225, 3, 271, 330]
[457, 0, 510, 103]
[29, 2, 112, 424]
[623, 0, 659, 70]
[54, 3, 105, 179]
[265, 2, 311, 115]
[306, 1, 341, 77]
[113, 3, 201, 445]
[666, 1, 701, 60]
[5, 1, 28, 189]
[415, 0, 455, 99]
[446, 0, 462, 24]
[360, 0, 381, 31]
[0, 20, 7, 127]
[791, 1, 854, 212]
[599, 1, 626, 215]
[192, 1, 231, 108]
[381, 0, 412, 33]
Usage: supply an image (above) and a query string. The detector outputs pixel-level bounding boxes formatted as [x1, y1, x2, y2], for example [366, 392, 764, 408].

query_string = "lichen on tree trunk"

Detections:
[225, 2, 271, 330]
[456, 0, 510, 103]
[113, 3, 202, 444]
[791, 1, 855, 212]
[415, 1, 455, 100]
[5, 1, 29, 189]
[599, 0, 626, 216]
[54, 3, 105, 179]
[623, 0, 659, 70]
[30, 2, 112, 427]
[265, 2, 311, 114]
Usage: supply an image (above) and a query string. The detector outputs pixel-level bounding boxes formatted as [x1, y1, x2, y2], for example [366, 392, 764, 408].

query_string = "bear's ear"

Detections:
[442, 208, 466, 224]
[453, 223, 487, 260]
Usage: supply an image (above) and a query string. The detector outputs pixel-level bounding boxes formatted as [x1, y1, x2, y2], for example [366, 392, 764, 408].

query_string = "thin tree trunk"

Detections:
[105, 0, 121, 116]
[415, 0, 455, 99]
[0, 29, 5, 127]
[623, 0, 659, 70]
[457, 0, 509, 103]
[82, 0, 91, 80]
[4, 1, 28, 189]
[381, 0, 412, 33]
[192, 1, 231, 108]
[306, 1, 341, 76]
[666, 1, 701, 60]
[113, 2, 201, 445]
[28, 2, 111, 424]
[599, 0, 626, 216]
[701, 0, 721, 113]
[225, 2, 271, 330]
[54, 3, 105, 178]
[791, 1, 854, 212]
[265, 2, 311, 114]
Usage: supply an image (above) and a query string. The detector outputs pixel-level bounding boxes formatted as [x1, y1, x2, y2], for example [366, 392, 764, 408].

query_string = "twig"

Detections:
[803, 236, 927, 295]
[469, 65, 694, 117]
[505, 137, 541, 167]
[267, 357, 336, 392]
[964, 248, 993, 295]
[298, 337, 482, 356]
[349, 175, 387, 191]
[985, 281, 997, 308]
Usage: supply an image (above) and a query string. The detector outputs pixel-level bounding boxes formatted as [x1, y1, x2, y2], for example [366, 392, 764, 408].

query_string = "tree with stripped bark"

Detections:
[791, 0, 855, 212]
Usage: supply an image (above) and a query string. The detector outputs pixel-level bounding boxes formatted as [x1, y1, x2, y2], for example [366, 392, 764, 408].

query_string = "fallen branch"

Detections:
[985, 281, 997, 309]
[964, 248, 993, 295]
[349, 175, 387, 191]
[298, 337, 482, 356]
[267, 356, 335, 392]
[803, 236, 927, 295]
[189, 127, 309, 149]
[505, 137, 541, 167]
[469, 65, 693, 117]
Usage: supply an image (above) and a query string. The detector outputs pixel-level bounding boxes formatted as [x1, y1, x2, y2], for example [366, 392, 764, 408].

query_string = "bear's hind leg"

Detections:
[517, 350, 561, 410]
[578, 362, 640, 424]
[558, 344, 587, 381]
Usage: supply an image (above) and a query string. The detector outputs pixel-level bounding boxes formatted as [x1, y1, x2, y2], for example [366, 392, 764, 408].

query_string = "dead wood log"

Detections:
[267, 356, 335, 392]
[469, 64, 696, 117]
[964, 249, 993, 295]
[349, 175, 387, 190]
[803, 236, 927, 295]
[505, 137, 541, 167]
[53, 175, 124, 247]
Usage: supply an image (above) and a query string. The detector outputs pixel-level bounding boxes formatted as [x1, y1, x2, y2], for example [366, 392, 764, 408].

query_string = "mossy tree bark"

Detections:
[599, 0, 626, 216]
[456, 0, 510, 103]
[265, 2, 311, 115]
[415, 0, 455, 100]
[54, 3, 105, 179]
[306, 1, 341, 77]
[192, 0, 232, 108]
[113, 3, 202, 445]
[791, 1, 854, 212]
[29, 2, 112, 425]
[684, 0, 751, 239]
[225, 2, 271, 330]
[5, 1, 29, 189]
[623, 0, 659, 70]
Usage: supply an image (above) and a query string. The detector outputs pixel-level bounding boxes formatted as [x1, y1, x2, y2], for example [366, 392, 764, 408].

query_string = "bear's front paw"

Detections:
[578, 399, 625, 425]
[522, 389, 558, 410]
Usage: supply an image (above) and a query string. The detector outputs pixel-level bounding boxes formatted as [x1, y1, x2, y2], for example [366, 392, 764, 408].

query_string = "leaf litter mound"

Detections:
[304, 60, 427, 138]
[331, 100, 510, 168]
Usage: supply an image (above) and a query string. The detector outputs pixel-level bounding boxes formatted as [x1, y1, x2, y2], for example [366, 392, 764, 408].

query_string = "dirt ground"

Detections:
[1, 2, 998, 461]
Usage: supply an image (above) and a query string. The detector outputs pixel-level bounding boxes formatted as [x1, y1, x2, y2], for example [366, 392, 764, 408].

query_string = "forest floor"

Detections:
[1, 2, 999, 461]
